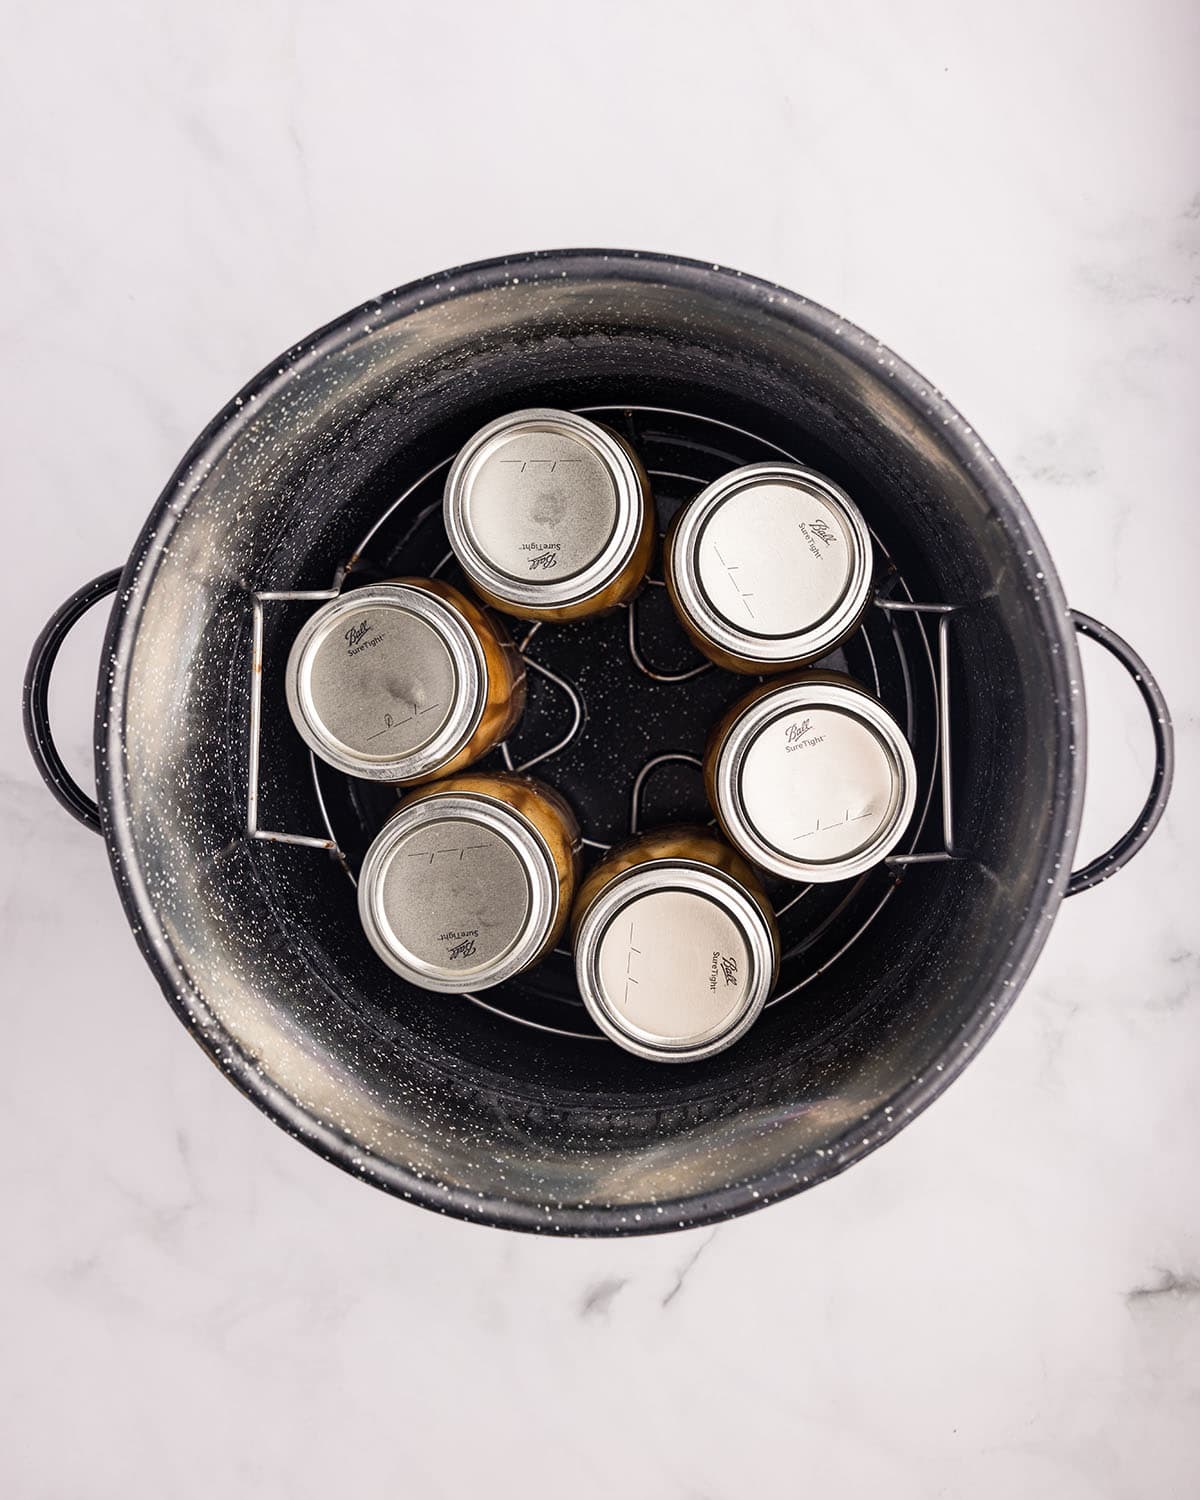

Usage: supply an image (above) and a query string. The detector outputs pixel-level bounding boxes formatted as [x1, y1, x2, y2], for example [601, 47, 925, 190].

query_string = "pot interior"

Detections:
[103, 254, 1078, 1231]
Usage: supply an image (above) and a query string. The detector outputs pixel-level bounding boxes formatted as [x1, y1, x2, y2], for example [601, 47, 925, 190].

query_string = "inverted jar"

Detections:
[443, 408, 656, 621]
[664, 462, 873, 672]
[285, 579, 524, 785]
[705, 672, 917, 883]
[572, 828, 780, 1063]
[358, 772, 581, 992]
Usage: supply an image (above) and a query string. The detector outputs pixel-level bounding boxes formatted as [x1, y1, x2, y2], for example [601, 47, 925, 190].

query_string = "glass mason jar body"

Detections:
[285, 578, 525, 786]
[664, 462, 873, 673]
[444, 408, 656, 622]
[571, 827, 780, 1063]
[704, 671, 917, 883]
[358, 771, 581, 992]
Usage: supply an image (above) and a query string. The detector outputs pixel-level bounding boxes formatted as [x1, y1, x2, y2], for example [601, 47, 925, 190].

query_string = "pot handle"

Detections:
[22, 569, 123, 835]
[1066, 610, 1173, 896]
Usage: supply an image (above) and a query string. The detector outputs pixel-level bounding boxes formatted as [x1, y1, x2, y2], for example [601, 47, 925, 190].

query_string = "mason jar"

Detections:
[571, 827, 780, 1063]
[285, 579, 524, 785]
[704, 671, 917, 883]
[357, 772, 581, 992]
[443, 408, 656, 621]
[664, 462, 873, 672]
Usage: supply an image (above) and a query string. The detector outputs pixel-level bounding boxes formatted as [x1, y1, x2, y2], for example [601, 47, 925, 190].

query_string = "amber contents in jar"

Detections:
[572, 827, 774, 939]
[444, 409, 656, 622]
[704, 670, 917, 883]
[285, 577, 525, 786]
[402, 771, 580, 957]
[571, 827, 780, 1063]
[357, 771, 581, 992]
[402, 579, 526, 782]
[664, 462, 873, 673]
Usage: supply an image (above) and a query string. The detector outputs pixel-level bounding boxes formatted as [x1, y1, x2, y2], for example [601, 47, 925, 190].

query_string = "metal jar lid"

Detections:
[669, 462, 872, 664]
[710, 679, 917, 882]
[443, 408, 648, 611]
[357, 791, 560, 992]
[574, 860, 776, 1062]
[285, 583, 487, 782]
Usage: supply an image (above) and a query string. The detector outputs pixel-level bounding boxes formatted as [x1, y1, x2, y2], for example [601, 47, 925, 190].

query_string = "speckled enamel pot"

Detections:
[23, 251, 1173, 1236]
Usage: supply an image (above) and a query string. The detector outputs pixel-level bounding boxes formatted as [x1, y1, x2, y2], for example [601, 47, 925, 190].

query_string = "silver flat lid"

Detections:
[711, 679, 917, 882]
[285, 583, 486, 782]
[670, 463, 872, 663]
[443, 409, 647, 610]
[574, 861, 776, 1062]
[357, 792, 559, 992]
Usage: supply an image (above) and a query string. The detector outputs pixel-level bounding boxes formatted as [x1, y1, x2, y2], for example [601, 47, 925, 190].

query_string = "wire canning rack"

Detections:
[249, 406, 961, 1042]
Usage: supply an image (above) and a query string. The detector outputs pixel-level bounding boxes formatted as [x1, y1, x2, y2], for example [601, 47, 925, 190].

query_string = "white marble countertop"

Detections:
[2, 3, 1196, 1496]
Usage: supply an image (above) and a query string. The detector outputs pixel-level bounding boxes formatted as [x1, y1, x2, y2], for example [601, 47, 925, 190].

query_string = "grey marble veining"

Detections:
[1, 3, 1197, 1497]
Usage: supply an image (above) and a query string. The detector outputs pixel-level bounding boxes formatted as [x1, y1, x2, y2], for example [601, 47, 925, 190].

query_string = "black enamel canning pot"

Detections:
[24, 250, 1173, 1236]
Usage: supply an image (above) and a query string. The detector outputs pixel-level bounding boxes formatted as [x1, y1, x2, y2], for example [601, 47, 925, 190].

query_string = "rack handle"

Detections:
[1066, 610, 1173, 896]
[23, 569, 123, 834]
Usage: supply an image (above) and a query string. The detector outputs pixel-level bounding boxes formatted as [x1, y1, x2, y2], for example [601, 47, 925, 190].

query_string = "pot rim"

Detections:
[95, 248, 1085, 1236]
